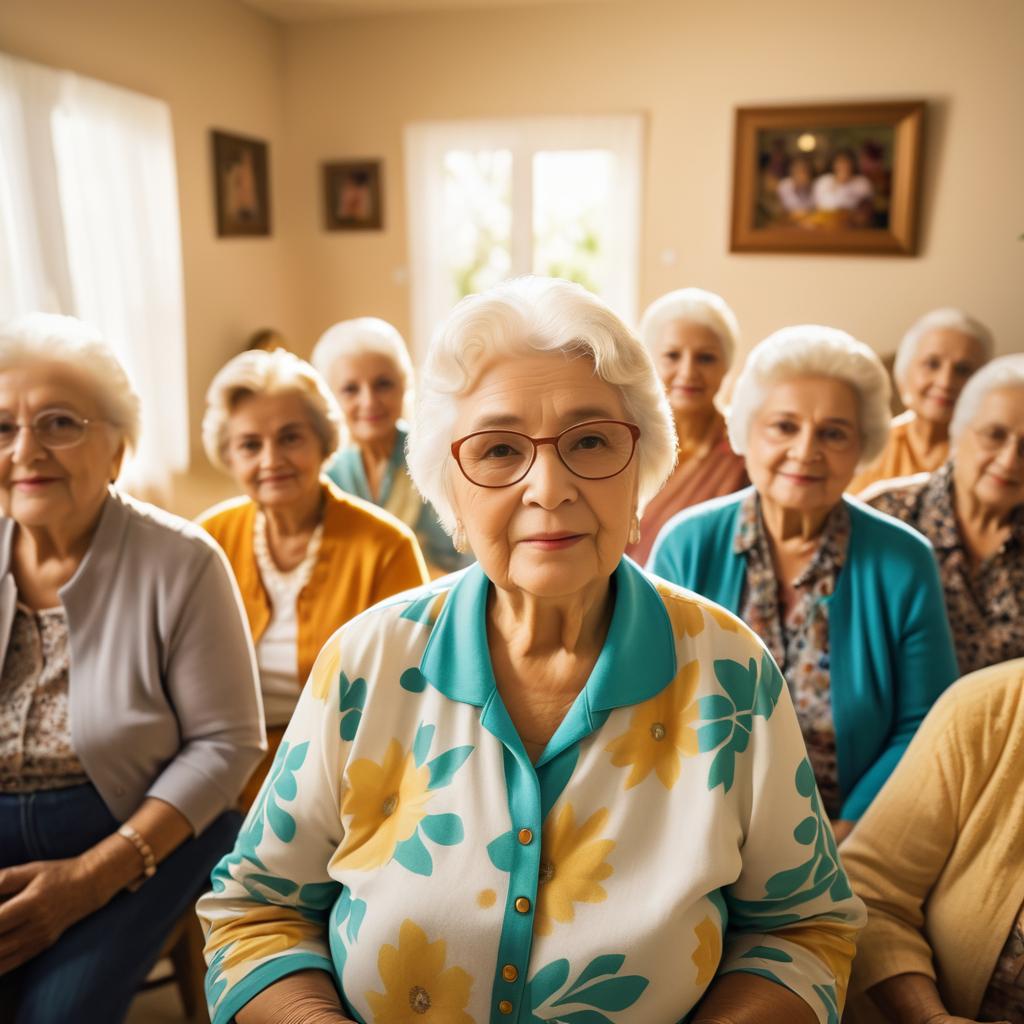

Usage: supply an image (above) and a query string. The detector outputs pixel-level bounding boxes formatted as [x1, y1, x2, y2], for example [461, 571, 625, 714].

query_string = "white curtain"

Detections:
[0, 51, 189, 496]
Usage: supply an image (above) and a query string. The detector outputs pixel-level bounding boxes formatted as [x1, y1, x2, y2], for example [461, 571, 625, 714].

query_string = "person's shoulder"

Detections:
[117, 490, 230, 568]
[662, 487, 747, 538]
[196, 493, 253, 534]
[859, 470, 930, 510]
[846, 494, 932, 552]
[925, 659, 1024, 748]
[325, 481, 418, 547]
[648, 573, 757, 646]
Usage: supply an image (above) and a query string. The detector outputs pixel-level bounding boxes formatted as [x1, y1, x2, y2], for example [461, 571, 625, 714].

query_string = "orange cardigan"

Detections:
[199, 480, 429, 683]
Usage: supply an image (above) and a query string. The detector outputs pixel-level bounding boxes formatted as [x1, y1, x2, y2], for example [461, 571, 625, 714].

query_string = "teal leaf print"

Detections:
[412, 722, 436, 767]
[729, 759, 854, 927]
[528, 959, 571, 1009]
[697, 656, 782, 793]
[347, 897, 366, 943]
[205, 945, 228, 1008]
[298, 881, 339, 909]
[487, 831, 515, 872]
[247, 873, 298, 898]
[563, 955, 625, 996]
[426, 745, 474, 789]
[339, 673, 367, 740]
[399, 590, 444, 626]
[552, 976, 649, 1011]
[393, 829, 433, 876]
[734, 966, 785, 986]
[400, 667, 427, 692]
[814, 983, 840, 1024]
[420, 813, 464, 846]
[739, 946, 794, 963]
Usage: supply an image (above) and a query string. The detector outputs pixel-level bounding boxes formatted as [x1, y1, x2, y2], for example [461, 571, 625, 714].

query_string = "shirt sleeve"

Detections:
[839, 691, 962, 994]
[146, 544, 266, 833]
[839, 539, 958, 820]
[713, 630, 867, 1022]
[197, 630, 351, 1024]
[372, 529, 430, 604]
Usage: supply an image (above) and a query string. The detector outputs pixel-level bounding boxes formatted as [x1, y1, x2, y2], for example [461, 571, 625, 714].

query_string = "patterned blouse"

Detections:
[867, 461, 1024, 676]
[0, 604, 87, 792]
[198, 559, 864, 1024]
[979, 901, 1024, 1022]
[735, 493, 849, 819]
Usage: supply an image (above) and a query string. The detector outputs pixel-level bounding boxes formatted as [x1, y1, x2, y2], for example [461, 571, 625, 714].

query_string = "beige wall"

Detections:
[0, 0, 1021, 512]
[0, 0, 295, 513]
[283, 0, 1023, 362]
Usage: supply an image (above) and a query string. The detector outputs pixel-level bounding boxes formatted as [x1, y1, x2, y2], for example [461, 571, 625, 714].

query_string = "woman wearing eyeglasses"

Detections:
[0, 314, 264, 1024]
[649, 326, 959, 843]
[863, 355, 1024, 676]
[200, 279, 865, 1024]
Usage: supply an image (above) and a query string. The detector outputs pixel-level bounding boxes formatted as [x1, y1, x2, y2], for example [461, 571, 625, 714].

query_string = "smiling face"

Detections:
[953, 386, 1024, 518]
[326, 352, 405, 447]
[903, 328, 987, 426]
[223, 391, 326, 509]
[745, 376, 863, 516]
[652, 320, 727, 419]
[0, 362, 123, 531]
[449, 351, 639, 599]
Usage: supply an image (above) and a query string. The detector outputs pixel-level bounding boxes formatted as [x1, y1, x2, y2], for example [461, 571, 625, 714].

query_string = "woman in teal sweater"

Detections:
[650, 325, 958, 839]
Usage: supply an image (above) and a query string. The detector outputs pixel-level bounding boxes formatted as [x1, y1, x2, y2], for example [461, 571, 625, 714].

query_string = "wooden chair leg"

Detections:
[168, 911, 210, 1023]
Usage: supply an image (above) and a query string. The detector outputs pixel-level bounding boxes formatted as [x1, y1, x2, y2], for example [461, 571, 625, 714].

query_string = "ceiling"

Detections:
[239, 0, 614, 21]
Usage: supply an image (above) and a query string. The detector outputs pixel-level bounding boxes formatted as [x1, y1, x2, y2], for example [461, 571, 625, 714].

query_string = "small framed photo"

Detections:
[730, 101, 925, 255]
[212, 130, 271, 237]
[323, 160, 383, 231]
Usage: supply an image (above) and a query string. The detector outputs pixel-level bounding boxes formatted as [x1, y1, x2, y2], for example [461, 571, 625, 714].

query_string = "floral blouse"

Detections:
[0, 604, 87, 792]
[198, 560, 864, 1024]
[979, 900, 1024, 1021]
[867, 462, 1024, 676]
[735, 494, 850, 819]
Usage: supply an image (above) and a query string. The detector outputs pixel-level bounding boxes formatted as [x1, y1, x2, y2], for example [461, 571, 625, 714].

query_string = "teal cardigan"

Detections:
[648, 488, 958, 820]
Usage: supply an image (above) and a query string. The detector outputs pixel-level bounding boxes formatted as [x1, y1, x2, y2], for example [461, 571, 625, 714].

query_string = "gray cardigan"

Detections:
[0, 490, 266, 833]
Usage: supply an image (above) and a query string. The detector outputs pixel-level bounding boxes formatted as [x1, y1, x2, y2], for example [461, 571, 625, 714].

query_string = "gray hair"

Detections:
[728, 324, 892, 468]
[893, 308, 993, 388]
[311, 317, 414, 387]
[0, 312, 141, 451]
[202, 348, 342, 471]
[406, 276, 677, 533]
[950, 354, 1024, 444]
[638, 287, 739, 369]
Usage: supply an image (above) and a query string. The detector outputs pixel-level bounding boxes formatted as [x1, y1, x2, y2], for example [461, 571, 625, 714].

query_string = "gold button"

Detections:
[517, 828, 533, 845]
[502, 964, 518, 982]
[514, 896, 531, 913]
[498, 1000, 513, 1014]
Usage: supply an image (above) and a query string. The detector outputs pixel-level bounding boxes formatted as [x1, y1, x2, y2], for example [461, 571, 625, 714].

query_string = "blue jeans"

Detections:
[0, 783, 241, 1024]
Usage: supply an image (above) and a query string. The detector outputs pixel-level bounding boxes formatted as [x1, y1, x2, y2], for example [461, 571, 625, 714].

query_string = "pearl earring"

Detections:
[628, 515, 641, 546]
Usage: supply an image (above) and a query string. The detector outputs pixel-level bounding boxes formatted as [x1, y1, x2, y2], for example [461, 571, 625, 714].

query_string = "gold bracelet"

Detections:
[117, 823, 157, 891]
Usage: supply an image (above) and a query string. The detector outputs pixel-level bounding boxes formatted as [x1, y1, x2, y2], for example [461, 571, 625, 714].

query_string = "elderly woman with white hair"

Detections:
[850, 308, 992, 493]
[626, 288, 748, 564]
[199, 278, 865, 1024]
[650, 326, 959, 842]
[865, 354, 1024, 676]
[198, 348, 428, 806]
[312, 317, 470, 576]
[0, 314, 264, 1023]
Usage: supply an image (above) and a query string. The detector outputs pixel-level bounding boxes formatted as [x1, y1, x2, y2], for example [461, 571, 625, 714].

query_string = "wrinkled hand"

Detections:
[0, 858, 106, 973]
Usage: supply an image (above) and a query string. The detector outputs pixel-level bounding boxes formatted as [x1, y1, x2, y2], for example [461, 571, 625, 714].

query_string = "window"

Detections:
[404, 117, 643, 360]
[0, 51, 189, 497]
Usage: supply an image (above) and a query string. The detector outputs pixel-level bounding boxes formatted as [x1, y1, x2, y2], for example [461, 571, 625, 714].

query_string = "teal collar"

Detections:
[419, 557, 677, 715]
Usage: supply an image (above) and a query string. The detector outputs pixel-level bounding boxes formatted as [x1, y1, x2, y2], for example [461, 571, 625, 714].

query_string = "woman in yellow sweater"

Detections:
[842, 658, 1024, 1023]
[199, 349, 428, 805]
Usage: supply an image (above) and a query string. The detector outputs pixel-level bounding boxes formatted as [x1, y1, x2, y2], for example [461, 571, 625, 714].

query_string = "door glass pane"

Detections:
[532, 149, 614, 296]
[442, 149, 512, 300]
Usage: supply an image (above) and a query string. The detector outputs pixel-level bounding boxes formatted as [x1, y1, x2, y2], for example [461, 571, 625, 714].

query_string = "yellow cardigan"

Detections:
[199, 480, 429, 684]
[841, 659, 1024, 1019]
[849, 410, 949, 495]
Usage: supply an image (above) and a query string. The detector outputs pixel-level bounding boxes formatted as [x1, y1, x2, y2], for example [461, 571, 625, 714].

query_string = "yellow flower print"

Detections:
[700, 600, 742, 634]
[366, 919, 475, 1023]
[534, 804, 615, 937]
[777, 922, 859, 1006]
[605, 659, 700, 789]
[334, 740, 433, 870]
[205, 906, 321, 971]
[311, 638, 341, 701]
[657, 589, 706, 639]
[691, 915, 721, 986]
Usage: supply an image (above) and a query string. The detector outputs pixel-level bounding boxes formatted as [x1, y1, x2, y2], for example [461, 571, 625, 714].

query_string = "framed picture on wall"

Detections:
[323, 160, 383, 231]
[212, 129, 271, 237]
[730, 101, 925, 255]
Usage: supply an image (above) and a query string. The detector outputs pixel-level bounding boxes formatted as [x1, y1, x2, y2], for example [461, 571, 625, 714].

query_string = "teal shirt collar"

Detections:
[419, 557, 677, 714]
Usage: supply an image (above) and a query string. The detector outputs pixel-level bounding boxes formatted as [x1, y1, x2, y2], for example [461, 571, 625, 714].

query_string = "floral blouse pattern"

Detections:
[0, 604, 87, 792]
[978, 899, 1024, 1021]
[868, 461, 1024, 676]
[198, 560, 864, 1024]
[735, 493, 849, 819]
